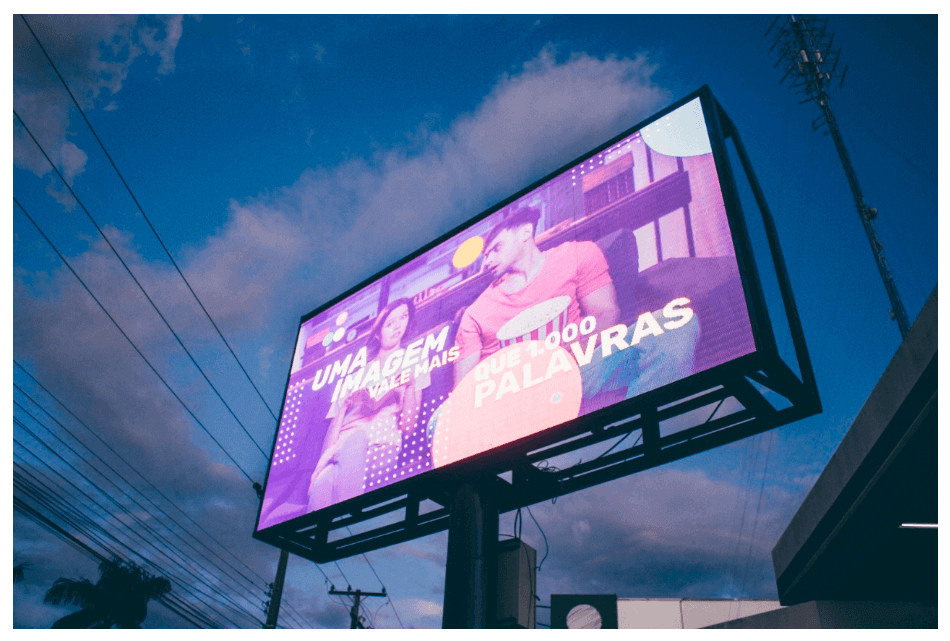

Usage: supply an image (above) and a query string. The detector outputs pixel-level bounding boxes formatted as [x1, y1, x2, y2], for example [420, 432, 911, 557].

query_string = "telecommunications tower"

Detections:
[767, 15, 911, 339]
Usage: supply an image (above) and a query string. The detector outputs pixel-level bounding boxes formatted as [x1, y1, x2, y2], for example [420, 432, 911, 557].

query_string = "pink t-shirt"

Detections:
[455, 241, 613, 360]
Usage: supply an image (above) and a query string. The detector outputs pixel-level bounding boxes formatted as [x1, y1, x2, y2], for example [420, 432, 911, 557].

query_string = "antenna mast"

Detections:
[767, 15, 911, 339]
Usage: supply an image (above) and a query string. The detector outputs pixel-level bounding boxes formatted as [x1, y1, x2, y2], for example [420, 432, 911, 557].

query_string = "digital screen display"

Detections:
[257, 97, 756, 531]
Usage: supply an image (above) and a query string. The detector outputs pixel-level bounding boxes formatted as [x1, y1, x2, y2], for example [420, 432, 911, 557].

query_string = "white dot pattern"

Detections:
[430, 396, 452, 464]
[273, 380, 305, 466]
[361, 394, 446, 491]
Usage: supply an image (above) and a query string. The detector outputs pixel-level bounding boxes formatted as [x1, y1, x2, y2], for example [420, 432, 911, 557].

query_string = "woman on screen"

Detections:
[307, 298, 429, 512]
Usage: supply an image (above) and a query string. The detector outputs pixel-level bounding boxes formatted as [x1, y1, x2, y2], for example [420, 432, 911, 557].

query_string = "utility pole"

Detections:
[767, 14, 911, 339]
[328, 586, 387, 629]
[254, 482, 291, 629]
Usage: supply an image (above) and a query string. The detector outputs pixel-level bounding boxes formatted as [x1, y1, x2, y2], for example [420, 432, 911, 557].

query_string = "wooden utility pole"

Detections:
[328, 587, 387, 629]
[254, 482, 291, 629]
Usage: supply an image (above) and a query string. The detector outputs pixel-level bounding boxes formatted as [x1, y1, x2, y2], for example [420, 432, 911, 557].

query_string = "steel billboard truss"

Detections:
[254, 87, 821, 563]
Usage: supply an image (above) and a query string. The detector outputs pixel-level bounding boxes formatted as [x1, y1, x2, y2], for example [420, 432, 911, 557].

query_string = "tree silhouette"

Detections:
[43, 558, 171, 628]
[14, 561, 31, 583]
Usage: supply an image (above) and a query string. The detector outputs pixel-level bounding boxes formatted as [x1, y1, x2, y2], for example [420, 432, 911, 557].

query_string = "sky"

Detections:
[8, 12, 939, 629]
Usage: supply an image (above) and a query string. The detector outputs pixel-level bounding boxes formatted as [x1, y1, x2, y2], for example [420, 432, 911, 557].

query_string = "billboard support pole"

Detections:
[442, 482, 498, 628]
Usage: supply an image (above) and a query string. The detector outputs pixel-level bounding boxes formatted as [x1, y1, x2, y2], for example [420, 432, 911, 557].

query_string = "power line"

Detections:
[13, 109, 268, 460]
[14, 131, 316, 624]
[735, 430, 775, 619]
[13, 197, 256, 484]
[13, 386, 276, 618]
[333, 561, 351, 588]
[11, 360, 312, 629]
[13, 15, 368, 628]
[12, 462, 246, 628]
[12, 458, 261, 629]
[11, 414, 264, 627]
[388, 597, 406, 629]
[344, 525, 405, 628]
[13, 480, 221, 629]
[12, 493, 206, 629]
[157, 595, 210, 629]
[727, 434, 762, 620]
[12, 429, 262, 628]
[14, 489, 223, 631]
[18, 12, 280, 424]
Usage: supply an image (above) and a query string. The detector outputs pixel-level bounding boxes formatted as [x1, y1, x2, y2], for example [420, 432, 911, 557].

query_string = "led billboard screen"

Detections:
[257, 96, 757, 532]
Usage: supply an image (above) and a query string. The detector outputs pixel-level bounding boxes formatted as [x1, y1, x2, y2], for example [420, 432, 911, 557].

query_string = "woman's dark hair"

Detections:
[365, 297, 415, 360]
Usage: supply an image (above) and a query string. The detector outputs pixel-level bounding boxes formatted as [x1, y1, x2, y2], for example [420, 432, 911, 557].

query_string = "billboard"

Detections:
[256, 95, 757, 533]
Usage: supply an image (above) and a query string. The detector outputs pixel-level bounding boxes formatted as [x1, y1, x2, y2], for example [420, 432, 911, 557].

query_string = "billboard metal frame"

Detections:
[253, 86, 820, 563]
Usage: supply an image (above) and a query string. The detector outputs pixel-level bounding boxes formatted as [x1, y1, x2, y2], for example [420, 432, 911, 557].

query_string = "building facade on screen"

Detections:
[257, 97, 756, 531]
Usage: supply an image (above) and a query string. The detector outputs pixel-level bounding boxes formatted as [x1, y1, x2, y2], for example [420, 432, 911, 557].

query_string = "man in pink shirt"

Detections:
[453, 205, 698, 403]
[454, 207, 620, 383]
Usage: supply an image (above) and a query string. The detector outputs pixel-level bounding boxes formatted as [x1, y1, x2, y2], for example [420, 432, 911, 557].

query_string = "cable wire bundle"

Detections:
[12, 14, 406, 628]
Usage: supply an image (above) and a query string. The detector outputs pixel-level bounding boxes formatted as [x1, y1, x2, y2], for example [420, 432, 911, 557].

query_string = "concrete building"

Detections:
[708, 287, 938, 628]
[618, 598, 782, 629]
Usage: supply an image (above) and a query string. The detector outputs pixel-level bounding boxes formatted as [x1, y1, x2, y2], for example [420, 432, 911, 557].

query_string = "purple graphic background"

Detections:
[257, 100, 756, 531]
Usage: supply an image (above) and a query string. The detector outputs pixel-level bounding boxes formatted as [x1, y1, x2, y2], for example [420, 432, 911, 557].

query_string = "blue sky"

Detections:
[10, 14, 938, 628]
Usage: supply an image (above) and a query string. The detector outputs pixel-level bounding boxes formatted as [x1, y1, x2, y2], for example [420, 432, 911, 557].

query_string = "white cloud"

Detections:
[171, 44, 669, 342]
[139, 15, 184, 75]
[14, 38, 673, 523]
[13, 15, 187, 194]
[13, 43, 675, 628]
[515, 463, 794, 600]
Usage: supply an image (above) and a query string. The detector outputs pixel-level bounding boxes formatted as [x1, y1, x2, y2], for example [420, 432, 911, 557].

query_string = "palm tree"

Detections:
[14, 561, 32, 583]
[43, 558, 171, 628]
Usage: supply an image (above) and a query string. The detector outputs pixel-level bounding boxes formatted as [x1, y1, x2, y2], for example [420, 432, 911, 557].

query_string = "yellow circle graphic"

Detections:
[452, 236, 484, 270]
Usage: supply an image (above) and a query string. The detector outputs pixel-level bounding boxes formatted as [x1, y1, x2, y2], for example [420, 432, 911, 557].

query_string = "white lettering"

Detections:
[423, 326, 449, 360]
[495, 371, 520, 400]
[329, 354, 352, 385]
[489, 353, 506, 375]
[362, 361, 381, 387]
[570, 335, 598, 366]
[662, 297, 694, 330]
[348, 347, 367, 374]
[312, 364, 331, 391]
[330, 378, 344, 403]
[580, 316, 597, 335]
[630, 311, 665, 346]
[340, 369, 365, 397]
[600, 324, 630, 358]
[562, 323, 578, 343]
[545, 349, 574, 380]
[382, 349, 405, 376]
[474, 380, 496, 408]
[523, 363, 544, 389]
[402, 338, 424, 368]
